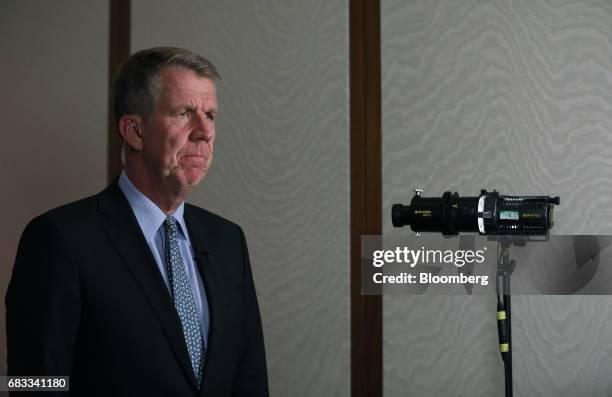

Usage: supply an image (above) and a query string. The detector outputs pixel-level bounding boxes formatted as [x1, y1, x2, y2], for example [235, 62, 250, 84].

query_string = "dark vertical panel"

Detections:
[350, 0, 382, 396]
[107, 0, 130, 182]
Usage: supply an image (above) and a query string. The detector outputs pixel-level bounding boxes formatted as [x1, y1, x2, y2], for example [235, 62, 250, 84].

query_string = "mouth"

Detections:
[179, 154, 207, 167]
[180, 154, 206, 162]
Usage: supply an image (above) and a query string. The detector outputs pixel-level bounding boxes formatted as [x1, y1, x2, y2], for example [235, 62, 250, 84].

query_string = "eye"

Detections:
[177, 110, 189, 118]
[205, 111, 216, 121]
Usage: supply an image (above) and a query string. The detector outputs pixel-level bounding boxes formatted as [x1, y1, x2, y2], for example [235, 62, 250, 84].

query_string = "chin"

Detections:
[182, 169, 206, 187]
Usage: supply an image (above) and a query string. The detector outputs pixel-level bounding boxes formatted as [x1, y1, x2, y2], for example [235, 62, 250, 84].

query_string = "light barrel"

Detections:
[392, 190, 559, 236]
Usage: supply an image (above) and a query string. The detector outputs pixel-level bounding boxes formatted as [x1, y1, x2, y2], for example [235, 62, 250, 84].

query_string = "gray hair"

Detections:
[112, 46, 220, 122]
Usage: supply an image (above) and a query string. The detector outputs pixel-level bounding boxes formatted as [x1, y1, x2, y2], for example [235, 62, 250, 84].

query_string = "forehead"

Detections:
[158, 66, 217, 105]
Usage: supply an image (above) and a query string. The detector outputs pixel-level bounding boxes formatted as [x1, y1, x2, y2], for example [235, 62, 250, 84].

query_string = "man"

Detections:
[6, 47, 269, 396]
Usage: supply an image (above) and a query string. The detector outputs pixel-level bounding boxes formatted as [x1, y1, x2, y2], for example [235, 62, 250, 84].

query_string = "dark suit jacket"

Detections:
[6, 181, 269, 396]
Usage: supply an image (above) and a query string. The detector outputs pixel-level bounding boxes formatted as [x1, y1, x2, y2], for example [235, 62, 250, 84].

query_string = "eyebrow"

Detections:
[172, 101, 216, 110]
[173, 102, 196, 109]
[172, 105, 218, 118]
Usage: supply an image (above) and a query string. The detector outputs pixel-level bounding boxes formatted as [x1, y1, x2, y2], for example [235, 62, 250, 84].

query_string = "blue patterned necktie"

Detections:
[163, 216, 205, 387]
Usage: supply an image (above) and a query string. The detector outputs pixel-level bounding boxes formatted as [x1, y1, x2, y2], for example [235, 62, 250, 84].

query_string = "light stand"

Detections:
[493, 236, 547, 397]
[392, 189, 560, 396]
[494, 237, 517, 397]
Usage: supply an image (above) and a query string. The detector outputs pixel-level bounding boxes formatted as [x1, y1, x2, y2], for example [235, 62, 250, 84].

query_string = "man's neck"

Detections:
[124, 167, 189, 215]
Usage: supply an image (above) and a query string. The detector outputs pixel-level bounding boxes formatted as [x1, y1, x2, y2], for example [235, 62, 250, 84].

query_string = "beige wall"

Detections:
[382, 0, 612, 395]
[0, 0, 109, 376]
[131, 1, 351, 395]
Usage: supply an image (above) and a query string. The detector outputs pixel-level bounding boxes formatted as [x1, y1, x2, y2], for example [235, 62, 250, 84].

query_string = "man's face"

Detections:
[141, 66, 217, 190]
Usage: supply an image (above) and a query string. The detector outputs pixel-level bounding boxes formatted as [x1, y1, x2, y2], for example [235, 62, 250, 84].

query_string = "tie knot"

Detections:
[164, 216, 178, 233]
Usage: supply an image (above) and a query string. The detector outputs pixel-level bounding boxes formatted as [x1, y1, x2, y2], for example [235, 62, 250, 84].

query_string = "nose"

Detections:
[190, 113, 215, 142]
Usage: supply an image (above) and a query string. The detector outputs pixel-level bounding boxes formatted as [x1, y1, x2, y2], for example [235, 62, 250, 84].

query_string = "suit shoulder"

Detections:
[185, 204, 243, 234]
[25, 190, 103, 233]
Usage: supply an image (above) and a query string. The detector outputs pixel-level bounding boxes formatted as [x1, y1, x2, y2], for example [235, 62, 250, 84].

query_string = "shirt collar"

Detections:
[118, 171, 191, 245]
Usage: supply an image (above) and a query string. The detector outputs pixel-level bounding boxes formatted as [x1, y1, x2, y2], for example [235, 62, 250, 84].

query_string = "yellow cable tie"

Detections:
[497, 311, 506, 320]
[500, 343, 509, 353]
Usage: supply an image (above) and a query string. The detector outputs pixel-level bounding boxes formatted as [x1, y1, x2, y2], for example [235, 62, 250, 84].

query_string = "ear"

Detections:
[118, 115, 145, 152]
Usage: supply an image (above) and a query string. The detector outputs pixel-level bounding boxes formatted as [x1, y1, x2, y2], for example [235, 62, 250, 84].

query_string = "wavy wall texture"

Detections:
[382, 0, 612, 396]
[132, 1, 350, 395]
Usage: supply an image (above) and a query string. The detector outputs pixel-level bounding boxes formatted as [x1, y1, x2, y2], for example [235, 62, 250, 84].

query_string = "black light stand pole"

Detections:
[496, 240, 515, 397]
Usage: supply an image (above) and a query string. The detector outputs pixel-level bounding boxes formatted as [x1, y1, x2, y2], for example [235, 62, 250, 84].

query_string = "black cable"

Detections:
[496, 243, 502, 306]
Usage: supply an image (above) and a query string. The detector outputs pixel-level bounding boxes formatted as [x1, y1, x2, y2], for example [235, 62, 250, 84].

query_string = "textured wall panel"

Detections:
[0, 0, 109, 378]
[382, 0, 612, 395]
[131, 1, 350, 395]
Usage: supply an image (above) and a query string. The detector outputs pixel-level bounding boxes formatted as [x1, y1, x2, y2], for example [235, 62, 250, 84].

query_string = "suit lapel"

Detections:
[97, 182, 198, 389]
[184, 205, 222, 394]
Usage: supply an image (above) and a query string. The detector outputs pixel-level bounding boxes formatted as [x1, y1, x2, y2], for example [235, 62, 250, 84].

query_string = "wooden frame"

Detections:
[107, 0, 130, 182]
[350, 0, 382, 396]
